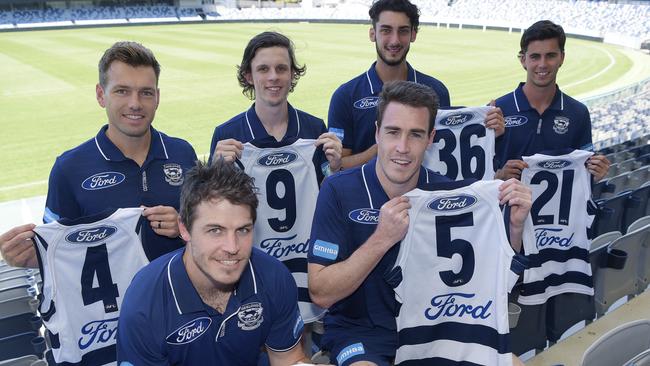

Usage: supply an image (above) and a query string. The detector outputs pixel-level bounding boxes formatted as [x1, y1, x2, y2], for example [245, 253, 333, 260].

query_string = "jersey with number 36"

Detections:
[33, 207, 148, 366]
[519, 149, 595, 305]
[239, 138, 325, 323]
[424, 106, 495, 181]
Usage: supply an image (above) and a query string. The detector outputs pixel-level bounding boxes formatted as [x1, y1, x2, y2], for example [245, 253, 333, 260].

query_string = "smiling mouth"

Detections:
[391, 158, 411, 167]
[218, 259, 240, 266]
[123, 114, 145, 120]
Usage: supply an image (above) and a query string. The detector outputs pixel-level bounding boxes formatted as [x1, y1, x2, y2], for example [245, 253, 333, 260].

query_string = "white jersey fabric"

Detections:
[519, 149, 595, 305]
[239, 138, 325, 322]
[424, 106, 495, 181]
[392, 180, 528, 366]
[33, 207, 148, 366]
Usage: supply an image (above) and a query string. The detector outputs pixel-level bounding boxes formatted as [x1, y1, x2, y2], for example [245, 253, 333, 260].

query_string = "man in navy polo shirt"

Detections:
[209, 31, 341, 170]
[308, 81, 532, 366]
[494, 20, 609, 181]
[328, 0, 505, 170]
[117, 160, 309, 365]
[0, 41, 196, 267]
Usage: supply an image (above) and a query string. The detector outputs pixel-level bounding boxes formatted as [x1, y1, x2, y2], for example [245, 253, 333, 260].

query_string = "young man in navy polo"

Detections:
[327, 0, 505, 170]
[0, 41, 196, 267]
[494, 20, 609, 181]
[117, 159, 309, 365]
[308, 81, 532, 366]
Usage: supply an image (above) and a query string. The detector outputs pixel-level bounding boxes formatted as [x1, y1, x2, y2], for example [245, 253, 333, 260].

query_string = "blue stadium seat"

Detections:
[623, 185, 650, 233]
[546, 293, 595, 342]
[591, 193, 630, 237]
[0, 332, 43, 362]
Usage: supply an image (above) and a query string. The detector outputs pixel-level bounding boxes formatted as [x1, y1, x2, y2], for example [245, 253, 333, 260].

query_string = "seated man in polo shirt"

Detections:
[117, 159, 310, 366]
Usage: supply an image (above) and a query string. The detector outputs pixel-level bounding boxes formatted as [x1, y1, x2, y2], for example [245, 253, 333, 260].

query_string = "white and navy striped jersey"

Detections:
[33, 207, 148, 366]
[519, 149, 595, 305]
[424, 106, 495, 181]
[239, 138, 325, 323]
[391, 180, 528, 366]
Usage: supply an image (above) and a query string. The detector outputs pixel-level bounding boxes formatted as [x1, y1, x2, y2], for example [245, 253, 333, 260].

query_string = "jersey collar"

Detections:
[365, 61, 419, 95]
[361, 158, 433, 208]
[93, 124, 169, 162]
[166, 248, 259, 315]
[244, 103, 301, 141]
[512, 82, 565, 113]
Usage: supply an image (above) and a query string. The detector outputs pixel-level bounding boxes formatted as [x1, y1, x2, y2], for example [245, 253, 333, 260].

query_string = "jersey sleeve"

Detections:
[44, 158, 80, 223]
[308, 179, 347, 266]
[208, 125, 221, 165]
[327, 87, 353, 150]
[577, 108, 593, 151]
[116, 283, 167, 366]
[265, 263, 304, 352]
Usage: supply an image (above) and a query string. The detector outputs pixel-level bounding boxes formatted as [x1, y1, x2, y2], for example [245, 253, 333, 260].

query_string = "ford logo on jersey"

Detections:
[79, 317, 119, 350]
[65, 226, 117, 244]
[537, 159, 572, 169]
[348, 208, 380, 224]
[428, 195, 477, 212]
[353, 96, 379, 110]
[166, 317, 212, 345]
[257, 152, 298, 167]
[425, 293, 492, 320]
[81, 172, 126, 190]
[504, 115, 528, 127]
[439, 113, 474, 128]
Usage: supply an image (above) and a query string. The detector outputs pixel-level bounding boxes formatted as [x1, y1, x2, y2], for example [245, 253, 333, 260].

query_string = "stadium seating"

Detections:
[624, 348, 650, 366]
[593, 227, 648, 316]
[0, 355, 46, 366]
[580, 319, 650, 366]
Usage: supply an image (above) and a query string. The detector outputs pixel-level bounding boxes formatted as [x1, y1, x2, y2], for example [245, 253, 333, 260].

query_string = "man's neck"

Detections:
[375, 59, 409, 84]
[376, 164, 419, 199]
[183, 253, 234, 314]
[105, 126, 151, 167]
[522, 82, 556, 115]
[255, 101, 289, 142]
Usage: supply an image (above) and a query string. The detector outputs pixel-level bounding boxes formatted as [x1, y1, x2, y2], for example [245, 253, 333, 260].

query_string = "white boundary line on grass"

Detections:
[563, 46, 616, 89]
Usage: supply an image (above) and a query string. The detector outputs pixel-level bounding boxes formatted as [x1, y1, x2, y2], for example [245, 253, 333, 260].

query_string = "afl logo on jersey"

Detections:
[65, 226, 117, 244]
[537, 159, 572, 169]
[166, 317, 212, 345]
[348, 208, 380, 224]
[428, 195, 477, 212]
[504, 115, 528, 127]
[353, 96, 379, 110]
[439, 113, 474, 128]
[258, 152, 298, 167]
[81, 172, 125, 190]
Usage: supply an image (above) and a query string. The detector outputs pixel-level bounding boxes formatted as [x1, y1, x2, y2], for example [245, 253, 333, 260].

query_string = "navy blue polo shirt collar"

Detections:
[366, 62, 419, 95]
[244, 103, 301, 141]
[166, 248, 259, 315]
[512, 82, 565, 113]
[94, 124, 170, 162]
[361, 158, 433, 208]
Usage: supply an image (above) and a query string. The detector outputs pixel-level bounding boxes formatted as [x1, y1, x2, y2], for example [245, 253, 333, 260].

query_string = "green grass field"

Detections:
[0, 22, 645, 202]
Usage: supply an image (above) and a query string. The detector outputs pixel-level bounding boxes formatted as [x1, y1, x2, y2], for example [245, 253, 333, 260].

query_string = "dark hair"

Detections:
[237, 31, 306, 100]
[376, 81, 439, 134]
[98, 41, 161, 88]
[520, 20, 566, 56]
[369, 0, 420, 33]
[179, 159, 258, 231]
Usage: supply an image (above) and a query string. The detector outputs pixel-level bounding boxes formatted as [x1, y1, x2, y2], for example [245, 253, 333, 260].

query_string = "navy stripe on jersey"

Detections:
[282, 258, 307, 274]
[511, 253, 529, 275]
[399, 357, 485, 366]
[57, 344, 116, 366]
[525, 247, 589, 267]
[398, 321, 510, 354]
[298, 287, 312, 304]
[521, 271, 593, 296]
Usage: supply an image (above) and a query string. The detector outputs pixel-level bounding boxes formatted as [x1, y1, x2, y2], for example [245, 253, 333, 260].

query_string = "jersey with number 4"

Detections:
[391, 180, 528, 366]
[519, 149, 595, 305]
[33, 207, 148, 366]
[239, 138, 325, 323]
[424, 106, 495, 181]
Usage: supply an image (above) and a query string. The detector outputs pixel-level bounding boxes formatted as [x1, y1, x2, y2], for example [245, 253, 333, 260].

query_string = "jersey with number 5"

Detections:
[424, 106, 495, 181]
[391, 180, 528, 366]
[239, 138, 325, 323]
[33, 207, 148, 366]
[519, 149, 595, 305]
